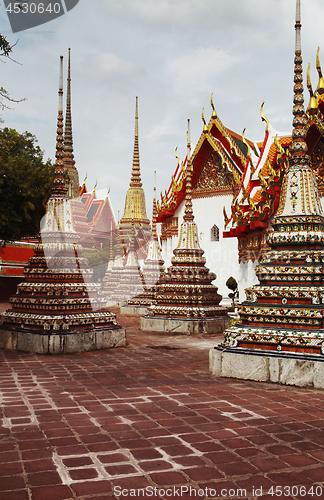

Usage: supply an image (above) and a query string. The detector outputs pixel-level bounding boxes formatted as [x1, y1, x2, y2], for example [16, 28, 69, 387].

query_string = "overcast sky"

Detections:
[1, 0, 324, 221]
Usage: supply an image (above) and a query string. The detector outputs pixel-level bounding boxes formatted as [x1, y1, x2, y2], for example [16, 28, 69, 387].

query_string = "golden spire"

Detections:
[52, 55, 67, 198]
[316, 47, 324, 95]
[120, 97, 150, 229]
[130, 96, 142, 188]
[307, 63, 318, 114]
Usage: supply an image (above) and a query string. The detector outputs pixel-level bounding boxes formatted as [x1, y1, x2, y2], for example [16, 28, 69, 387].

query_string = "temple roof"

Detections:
[157, 63, 324, 236]
[0, 244, 35, 278]
[156, 98, 257, 223]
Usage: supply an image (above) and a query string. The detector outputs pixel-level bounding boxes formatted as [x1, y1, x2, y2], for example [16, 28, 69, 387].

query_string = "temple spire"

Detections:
[52, 55, 67, 198]
[275, 0, 323, 217]
[63, 48, 79, 198]
[152, 171, 158, 240]
[183, 119, 194, 223]
[119, 96, 150, 235]
[291, 0, 308, 158]
[130, 96, 142, 188]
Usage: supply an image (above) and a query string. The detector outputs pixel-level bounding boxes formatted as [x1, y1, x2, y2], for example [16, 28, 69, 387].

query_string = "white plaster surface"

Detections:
[209, 348, 324, 389]
[161, 196, 240, 299]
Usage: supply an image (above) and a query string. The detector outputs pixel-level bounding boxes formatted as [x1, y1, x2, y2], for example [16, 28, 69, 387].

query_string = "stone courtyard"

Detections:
[1, 303, 324, 500]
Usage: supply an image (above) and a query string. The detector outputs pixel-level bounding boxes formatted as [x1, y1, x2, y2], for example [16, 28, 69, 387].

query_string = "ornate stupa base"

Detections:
[210, 344, 324, 389]
[0, 325, 126, 354]
[141, 312, 229, 335]
[209, 322, 324, 388]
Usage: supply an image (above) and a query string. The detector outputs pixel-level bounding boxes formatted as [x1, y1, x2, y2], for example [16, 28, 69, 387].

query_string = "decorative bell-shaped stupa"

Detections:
[141, 122, 229, 334]
[0, 56, 126, 353]
[211, 0, 324, 388]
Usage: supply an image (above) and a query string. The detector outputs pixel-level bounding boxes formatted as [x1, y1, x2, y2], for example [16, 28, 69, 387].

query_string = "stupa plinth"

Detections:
[210, 0, 324, 388]
[0, 56, 126, 354]
[141, 123, 229, 334]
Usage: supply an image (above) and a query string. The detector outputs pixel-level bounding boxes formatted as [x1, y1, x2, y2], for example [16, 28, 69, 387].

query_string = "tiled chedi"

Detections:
[223, 2, 324, 355]
[0, 56, 123, 340]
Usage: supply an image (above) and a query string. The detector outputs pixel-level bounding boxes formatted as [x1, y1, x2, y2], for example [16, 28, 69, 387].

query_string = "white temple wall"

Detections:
[239, 260, 258, 300]
[161, 195, 240, 300]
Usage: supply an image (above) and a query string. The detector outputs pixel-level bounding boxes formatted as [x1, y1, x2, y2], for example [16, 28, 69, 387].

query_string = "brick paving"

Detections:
[1, 304, 324, 499]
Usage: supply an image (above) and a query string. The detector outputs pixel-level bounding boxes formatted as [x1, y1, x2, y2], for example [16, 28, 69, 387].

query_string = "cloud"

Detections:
[166, 46, 239, 96]
[81, 52, 142, 82]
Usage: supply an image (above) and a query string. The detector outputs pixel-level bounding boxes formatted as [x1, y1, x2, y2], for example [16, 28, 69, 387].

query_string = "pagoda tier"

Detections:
[141, 129, 229, 334]
[221, 0, 324, 356]
[0, 56, 125, 353]
[150, 226, 225, 319]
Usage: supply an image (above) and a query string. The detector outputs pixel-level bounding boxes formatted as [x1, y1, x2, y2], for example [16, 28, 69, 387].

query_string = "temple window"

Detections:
[211, 224, 219, 242]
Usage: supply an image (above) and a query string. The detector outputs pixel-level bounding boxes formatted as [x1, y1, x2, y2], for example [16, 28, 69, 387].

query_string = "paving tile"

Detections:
[70, 480, 112, 496]
[235, 447, 264, 458]
[0, 476, 25, 492]
[204, 451, 241, 465]
[0, 452, 20, 463]
[24, 460, 57, 473]
[87, 442, 119, 453]
[21, 449, 53, 461]
[69, 468, 99, 480]
[218, 461, 258, 476]
[250, 457, 288, 472]
[0, 462, 23, 476]
[236, 475, 275, 491]
[26, 471, 62, 487]
[265, 444, 295, 455]
[184, 467, 223, 482]
[267, 471, 313, 486]
[219, 438, 251, 449]
[304, 467, 324, 482]
[0, 491, 30, 500]
[149, 471, 188, 486]
[110, 476, 151, 491]
[281, 454, 319, 467]
[62, 456, 94, 467]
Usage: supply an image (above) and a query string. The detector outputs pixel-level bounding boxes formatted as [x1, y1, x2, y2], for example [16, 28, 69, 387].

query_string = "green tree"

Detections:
[0, 127, 55, 245]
